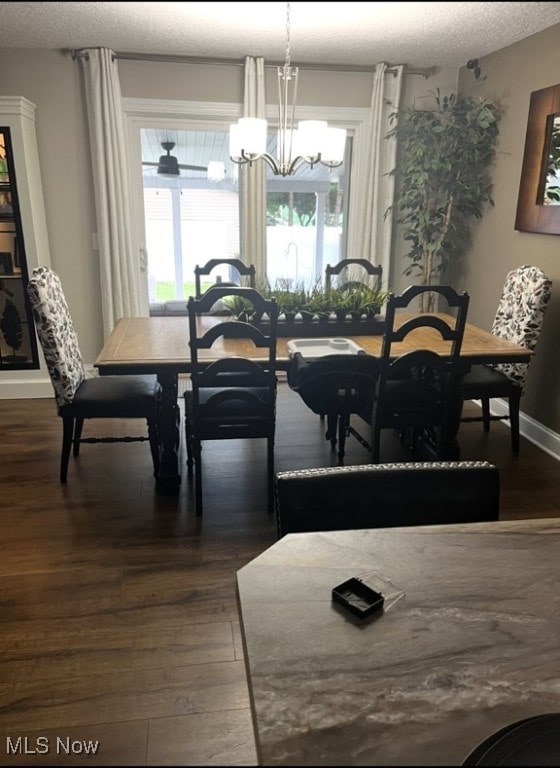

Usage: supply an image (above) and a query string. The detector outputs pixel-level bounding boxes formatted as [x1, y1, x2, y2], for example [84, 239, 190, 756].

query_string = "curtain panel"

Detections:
[79, 48, 149, 337]
[239, 56, 267, 283]
[347, 62, 404, 290]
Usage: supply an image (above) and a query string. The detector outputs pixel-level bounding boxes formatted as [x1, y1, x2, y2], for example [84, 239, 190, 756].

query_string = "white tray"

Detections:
[286, 338, 365, 358]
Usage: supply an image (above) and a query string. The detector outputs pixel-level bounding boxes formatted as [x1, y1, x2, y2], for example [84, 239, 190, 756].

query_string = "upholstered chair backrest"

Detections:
[491, 265, 552, 390]
[27, 266, 85, 407]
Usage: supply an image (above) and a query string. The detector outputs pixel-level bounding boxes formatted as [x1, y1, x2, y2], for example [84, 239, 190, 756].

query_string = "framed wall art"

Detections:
[515, 82, 560, 235]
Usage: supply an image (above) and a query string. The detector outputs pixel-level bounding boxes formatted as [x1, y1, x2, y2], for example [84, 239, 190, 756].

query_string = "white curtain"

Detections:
[79, 48, 148, 337]
[240, 56, 267, 283]
[348, 62, 404, 290]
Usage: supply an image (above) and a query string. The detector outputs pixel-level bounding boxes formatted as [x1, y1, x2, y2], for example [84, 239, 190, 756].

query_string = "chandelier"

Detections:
[229, 2, 346, 177]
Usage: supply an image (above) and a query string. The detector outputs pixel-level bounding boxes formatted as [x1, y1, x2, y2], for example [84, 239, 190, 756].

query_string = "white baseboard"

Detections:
[471, 398, 560, 462]
[0, 376, 52, 399]
[0, 364, 97, 399]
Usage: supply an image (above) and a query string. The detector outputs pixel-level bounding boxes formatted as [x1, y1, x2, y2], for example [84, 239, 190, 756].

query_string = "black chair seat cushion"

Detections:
[462, 364, 518, 399]
[69, 375, 160, 418]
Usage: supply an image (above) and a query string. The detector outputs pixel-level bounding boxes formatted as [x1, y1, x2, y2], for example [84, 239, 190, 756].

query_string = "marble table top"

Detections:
[236, 518, 560, 765]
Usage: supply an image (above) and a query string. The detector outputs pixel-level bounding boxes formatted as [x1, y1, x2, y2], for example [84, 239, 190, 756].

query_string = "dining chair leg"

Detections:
[482, 398, 491, 432]
[509, 389, 521, 453]
[267, 435, 275, 514]
[61, 415, 74, 483]
[325, 412, 338, 450]
[73, 418, 84, 456]
[185, 412, 194, 474]
[147, 416, 160, 474]
[337, 412, 349, 465]
[194, 438, 203, 516]
[371, 423, 381, 464]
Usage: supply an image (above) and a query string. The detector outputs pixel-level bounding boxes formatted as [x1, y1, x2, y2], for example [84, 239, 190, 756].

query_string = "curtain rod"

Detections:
[68, 48, 433, 78]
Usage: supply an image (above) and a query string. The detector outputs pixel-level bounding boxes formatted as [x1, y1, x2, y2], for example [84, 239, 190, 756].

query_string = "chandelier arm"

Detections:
[286, 155, 307, 176]
[260, 153, 281, 175]
[320, 158, 344, 169]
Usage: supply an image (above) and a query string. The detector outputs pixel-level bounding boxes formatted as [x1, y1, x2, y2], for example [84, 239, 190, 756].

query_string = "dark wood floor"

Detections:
[1, 379, 559, 766]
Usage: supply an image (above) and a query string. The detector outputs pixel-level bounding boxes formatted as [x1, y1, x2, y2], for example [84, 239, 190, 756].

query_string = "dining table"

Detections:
[236, 517, 560, 766]
[94, 314, 532, 494]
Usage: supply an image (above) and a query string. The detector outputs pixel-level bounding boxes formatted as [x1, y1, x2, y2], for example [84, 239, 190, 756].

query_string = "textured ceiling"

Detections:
[1, 1, 560, 69]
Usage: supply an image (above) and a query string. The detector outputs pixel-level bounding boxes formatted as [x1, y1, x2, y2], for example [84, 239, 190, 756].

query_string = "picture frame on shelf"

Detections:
[0, 190, 12, 215]
[0, 251, 13, 275]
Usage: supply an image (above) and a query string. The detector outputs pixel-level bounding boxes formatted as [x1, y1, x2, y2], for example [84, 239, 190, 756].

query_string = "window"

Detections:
[129, 102, 363, 312]
[141, 129, 240, 307]
[265, 143, 349, 289]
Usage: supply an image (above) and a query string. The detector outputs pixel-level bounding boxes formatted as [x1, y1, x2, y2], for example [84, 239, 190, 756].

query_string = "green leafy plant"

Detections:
[220, 294, 255, 321]
[268, 278, 307, 319]
[387, 88, 501, 310]
[304, 284, 338, 319]
[355, 286, 390, 317]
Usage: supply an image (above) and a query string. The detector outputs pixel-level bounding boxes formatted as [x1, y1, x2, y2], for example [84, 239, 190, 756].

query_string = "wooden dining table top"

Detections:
[94, 313, 532, 374]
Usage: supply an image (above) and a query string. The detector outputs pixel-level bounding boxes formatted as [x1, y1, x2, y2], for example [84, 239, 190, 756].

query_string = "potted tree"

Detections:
[387, 88, 501, 311]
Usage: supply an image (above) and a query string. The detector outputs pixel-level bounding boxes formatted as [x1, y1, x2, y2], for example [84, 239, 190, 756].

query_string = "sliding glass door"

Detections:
[136, 118, 353, 312]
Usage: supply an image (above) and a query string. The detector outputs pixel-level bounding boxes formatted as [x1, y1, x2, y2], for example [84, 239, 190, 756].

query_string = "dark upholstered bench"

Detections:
[275, 461, 500, 537]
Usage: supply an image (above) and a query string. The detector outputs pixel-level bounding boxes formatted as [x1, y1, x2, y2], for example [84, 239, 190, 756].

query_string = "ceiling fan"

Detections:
[142, 141, 207, 176]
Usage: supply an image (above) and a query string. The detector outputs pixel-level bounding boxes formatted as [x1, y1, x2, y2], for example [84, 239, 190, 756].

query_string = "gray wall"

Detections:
[455, 23, 560, 434]
[0, 25, 558, 437]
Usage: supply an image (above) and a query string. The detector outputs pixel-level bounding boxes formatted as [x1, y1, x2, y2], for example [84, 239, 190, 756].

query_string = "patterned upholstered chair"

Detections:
[460, 265, 552, 452]
[275, 461, 500, 537]
[27, 266, 161, 482]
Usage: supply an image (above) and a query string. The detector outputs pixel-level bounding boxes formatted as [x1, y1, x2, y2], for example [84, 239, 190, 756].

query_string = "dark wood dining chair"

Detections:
[367, 284, 470, 463]
[325, 258, 383, 291]
[287, 351, 380, 464]
[194, 258, 256, 298]
[275, 461, 500, 537]
[185, 286, 278, 516]
[460, 265, 551, 452]
[27, 266, 161, 483]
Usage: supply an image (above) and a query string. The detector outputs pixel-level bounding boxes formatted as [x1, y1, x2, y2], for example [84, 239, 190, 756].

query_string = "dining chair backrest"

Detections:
[325, 258, 382, 291]
[188, 286, 277, 377]
[381, 283, 470, 363]
[370, 284, 470, 462]
[194, 258, 256, 298]
[287, 351, 380, 463]
[489, 264, 551, 390]
[275, 461, 500, 537]
[185, 286, 278, 516]
[27, 265, 86, 407]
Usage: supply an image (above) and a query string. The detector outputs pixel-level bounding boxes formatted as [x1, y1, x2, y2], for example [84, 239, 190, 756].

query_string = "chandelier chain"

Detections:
[285, 2, 291, 67]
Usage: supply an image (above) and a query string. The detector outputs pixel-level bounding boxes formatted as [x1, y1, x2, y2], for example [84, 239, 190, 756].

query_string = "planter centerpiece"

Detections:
[219, 280, 389, 337]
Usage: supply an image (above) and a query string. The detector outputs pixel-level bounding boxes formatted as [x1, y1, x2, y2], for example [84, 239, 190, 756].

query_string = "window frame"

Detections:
[124, 98, 370, 307]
